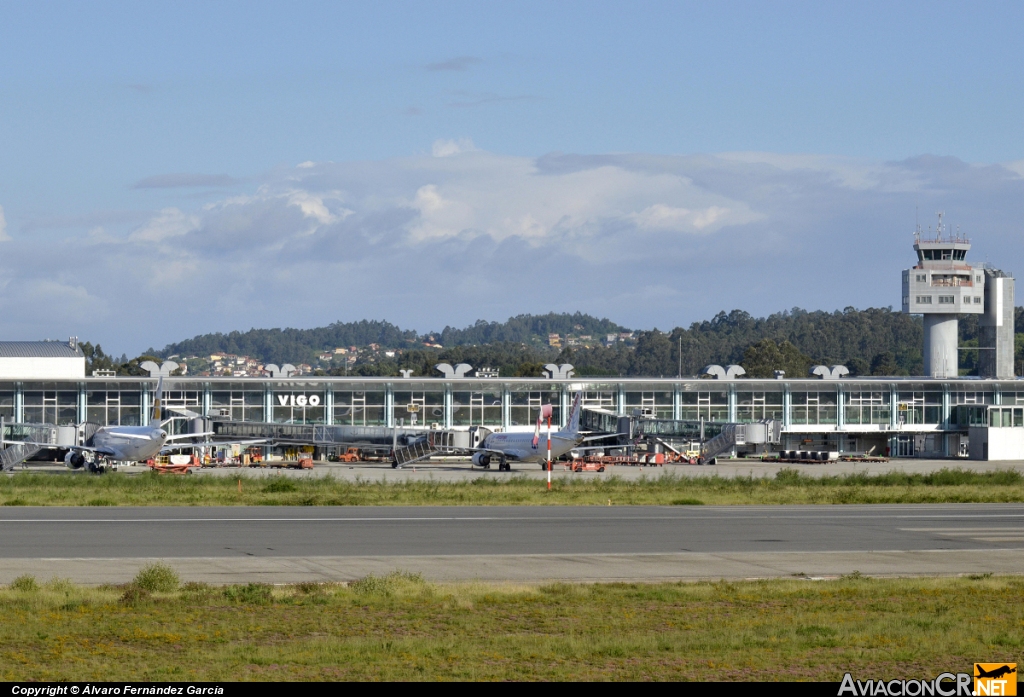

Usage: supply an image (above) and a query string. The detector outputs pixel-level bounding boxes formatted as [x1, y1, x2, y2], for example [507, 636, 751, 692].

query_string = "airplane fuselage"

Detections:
[483, 431, 578, 463]
[92, 425, 168, 463]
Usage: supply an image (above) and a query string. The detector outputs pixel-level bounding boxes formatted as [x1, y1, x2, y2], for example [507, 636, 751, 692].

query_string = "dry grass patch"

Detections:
[1, 468, 1024, 506]
[0, 574, 1021, 681]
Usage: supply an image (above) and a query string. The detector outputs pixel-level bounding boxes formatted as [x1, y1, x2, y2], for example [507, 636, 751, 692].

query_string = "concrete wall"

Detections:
[968, 426, 1024, 461]
[979, 272, 1016, 379]
[0, 357, 85, 379]
[923, 314, 958, 379]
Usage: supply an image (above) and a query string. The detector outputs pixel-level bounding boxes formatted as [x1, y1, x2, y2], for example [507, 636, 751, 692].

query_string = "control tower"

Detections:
[901, 213, 1015, 379]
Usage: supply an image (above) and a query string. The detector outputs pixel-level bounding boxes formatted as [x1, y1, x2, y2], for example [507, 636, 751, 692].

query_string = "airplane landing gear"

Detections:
[498, 456, 510, 472]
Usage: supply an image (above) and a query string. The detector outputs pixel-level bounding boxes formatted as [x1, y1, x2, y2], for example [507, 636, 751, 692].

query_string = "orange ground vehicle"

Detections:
[336, 447, 363, 462]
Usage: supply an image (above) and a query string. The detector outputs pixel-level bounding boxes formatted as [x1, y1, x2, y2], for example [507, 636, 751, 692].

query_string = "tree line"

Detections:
[87, 307, 1024, 378]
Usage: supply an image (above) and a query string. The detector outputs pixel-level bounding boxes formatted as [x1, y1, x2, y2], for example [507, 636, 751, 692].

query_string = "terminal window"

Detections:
[510, 388, 562, 427]
[452, 390, 502, 427]
[790, 391, 838, 425]
[0, 391, 13, 421]
[23, 390, 78, 426]
[736, 390, 784, 422]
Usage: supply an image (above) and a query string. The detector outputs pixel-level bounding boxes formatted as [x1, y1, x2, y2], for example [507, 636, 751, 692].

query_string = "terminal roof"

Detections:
[0, 341, 84, 358]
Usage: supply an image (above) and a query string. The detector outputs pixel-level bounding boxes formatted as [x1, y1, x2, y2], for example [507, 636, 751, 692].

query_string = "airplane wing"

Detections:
[161, 438, 268, 451]
[164, 432, 215, 441]
[16, 441, 117, 456]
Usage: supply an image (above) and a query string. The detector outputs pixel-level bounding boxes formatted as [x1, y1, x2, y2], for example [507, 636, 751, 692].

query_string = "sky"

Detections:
[1, 1, 1023, 355]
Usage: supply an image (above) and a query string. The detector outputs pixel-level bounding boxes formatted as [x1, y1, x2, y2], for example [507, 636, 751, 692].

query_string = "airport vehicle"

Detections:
[470, 392, 583, 471]
[336, 447, 364, 462]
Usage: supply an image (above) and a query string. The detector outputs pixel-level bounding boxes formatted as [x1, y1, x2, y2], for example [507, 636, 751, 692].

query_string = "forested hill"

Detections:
[438, 313, 625, 346]
[155, 313, 627, 366]
[149, 307, 1024, 377]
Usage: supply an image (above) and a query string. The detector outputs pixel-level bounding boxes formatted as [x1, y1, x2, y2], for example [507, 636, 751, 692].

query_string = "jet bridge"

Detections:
[580, 408, 781, 463]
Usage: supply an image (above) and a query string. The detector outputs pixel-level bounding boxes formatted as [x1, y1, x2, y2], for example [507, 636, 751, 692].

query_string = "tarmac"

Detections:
[15, 456, 1024, 481]
[1, 502, 1023, 584]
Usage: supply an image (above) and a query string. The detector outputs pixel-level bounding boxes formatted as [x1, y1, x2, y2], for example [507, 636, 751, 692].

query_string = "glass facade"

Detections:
[0, 391, 14, 421]
[896, 389, 942, 425]
[843, 388, 890, 425]
[211, 383, 265, 422]
[23, 383, 78, 425]
[452, 386, 503, 427]
[333, 389, 386, 426]
[392, 385, 445, 427]
[790, 389, 838, 425]
[737, 389, 785, 422]
[272, 385, 326, 424]
[509, 384, 562, 427]
[86, 383, 142, 426]
[679, 389, 728, 421]
[0, 377, 1018, 440]
[624, 389, 673, 419]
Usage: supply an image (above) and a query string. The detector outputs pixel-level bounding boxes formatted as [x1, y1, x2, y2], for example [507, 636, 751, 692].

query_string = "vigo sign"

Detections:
[277, 394, 321, 407]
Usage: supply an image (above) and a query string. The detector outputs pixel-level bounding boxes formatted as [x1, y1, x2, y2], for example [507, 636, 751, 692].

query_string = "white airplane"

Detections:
[471, 392, 583, 471]
[46, 377, 216, 472]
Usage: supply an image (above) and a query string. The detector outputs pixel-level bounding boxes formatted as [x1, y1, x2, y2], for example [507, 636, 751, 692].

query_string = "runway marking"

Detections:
[900, 527, 1024, 545]
[900, 528, 1024, 533]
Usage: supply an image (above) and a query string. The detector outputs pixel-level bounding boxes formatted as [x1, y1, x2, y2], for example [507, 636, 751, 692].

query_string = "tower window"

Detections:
[938, 296, 955, 304]
[916, 296, 932, 304]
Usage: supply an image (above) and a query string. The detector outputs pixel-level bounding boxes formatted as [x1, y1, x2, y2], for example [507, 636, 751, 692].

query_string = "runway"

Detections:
[2, 504, 1023, 583]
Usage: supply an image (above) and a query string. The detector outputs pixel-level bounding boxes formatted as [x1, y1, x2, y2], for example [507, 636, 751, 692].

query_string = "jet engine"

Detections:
[472, 452, 491, 468]
[65, 451, 86, 469]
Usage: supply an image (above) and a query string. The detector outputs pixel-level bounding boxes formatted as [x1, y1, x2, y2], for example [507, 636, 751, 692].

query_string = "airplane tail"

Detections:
[565, 391, 582, 435]
[151, 376, 164, 423]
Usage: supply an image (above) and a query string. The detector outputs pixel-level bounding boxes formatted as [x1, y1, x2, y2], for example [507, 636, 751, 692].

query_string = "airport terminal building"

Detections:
[3, 223, 1020, 461]
[0, 345, 1021, 459]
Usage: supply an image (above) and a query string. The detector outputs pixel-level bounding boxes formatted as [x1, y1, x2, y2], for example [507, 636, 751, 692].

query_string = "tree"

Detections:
[629, 331, 674, 376]
[742, 339, 812, 379]
[870, 351, 898, 376]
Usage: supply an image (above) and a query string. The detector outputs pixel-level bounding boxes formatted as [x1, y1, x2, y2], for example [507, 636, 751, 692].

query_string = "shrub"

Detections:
[350, 571, 425, 597]
[132, 563, 180, 593]
[263, 478, 298, 493]
[119, 584, 151, 605]
[10, 575, 38, 592]
[45, 578, 74, 593]
[223, 583, 273, 605]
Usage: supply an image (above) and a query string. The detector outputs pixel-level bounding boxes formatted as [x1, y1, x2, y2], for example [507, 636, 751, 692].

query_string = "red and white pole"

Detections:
[546, 411, 552, 491]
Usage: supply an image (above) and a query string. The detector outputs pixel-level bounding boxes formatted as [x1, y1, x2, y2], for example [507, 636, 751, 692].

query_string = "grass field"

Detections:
[0, 570, 1020, 681]
[1, 468, 1023, 506]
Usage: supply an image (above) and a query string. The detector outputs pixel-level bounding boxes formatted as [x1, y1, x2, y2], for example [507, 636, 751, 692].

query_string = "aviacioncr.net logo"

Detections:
[839, 673, 973, 696]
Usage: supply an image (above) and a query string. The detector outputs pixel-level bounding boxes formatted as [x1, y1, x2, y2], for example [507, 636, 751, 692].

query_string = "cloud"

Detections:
[432, 138, 476, 157]
[426, 56, 482, 71]
[0, 206, 9, 242]
[5, 147, 1024, 354]
[22, 209, 152, 232]
[133, 173, 241, 189]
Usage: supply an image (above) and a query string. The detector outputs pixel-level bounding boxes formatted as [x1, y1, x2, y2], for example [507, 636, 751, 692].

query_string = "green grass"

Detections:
[0, 573, 1020, 680]
[1, 468, 1024, 506]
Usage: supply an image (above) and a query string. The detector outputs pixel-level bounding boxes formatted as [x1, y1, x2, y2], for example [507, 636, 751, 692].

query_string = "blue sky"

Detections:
[1, 2, 1023, 354]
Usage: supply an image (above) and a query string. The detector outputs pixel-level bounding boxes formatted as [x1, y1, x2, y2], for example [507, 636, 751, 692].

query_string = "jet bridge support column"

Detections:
[78, 385, 87, 424]
[502, 386, 511, 429]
